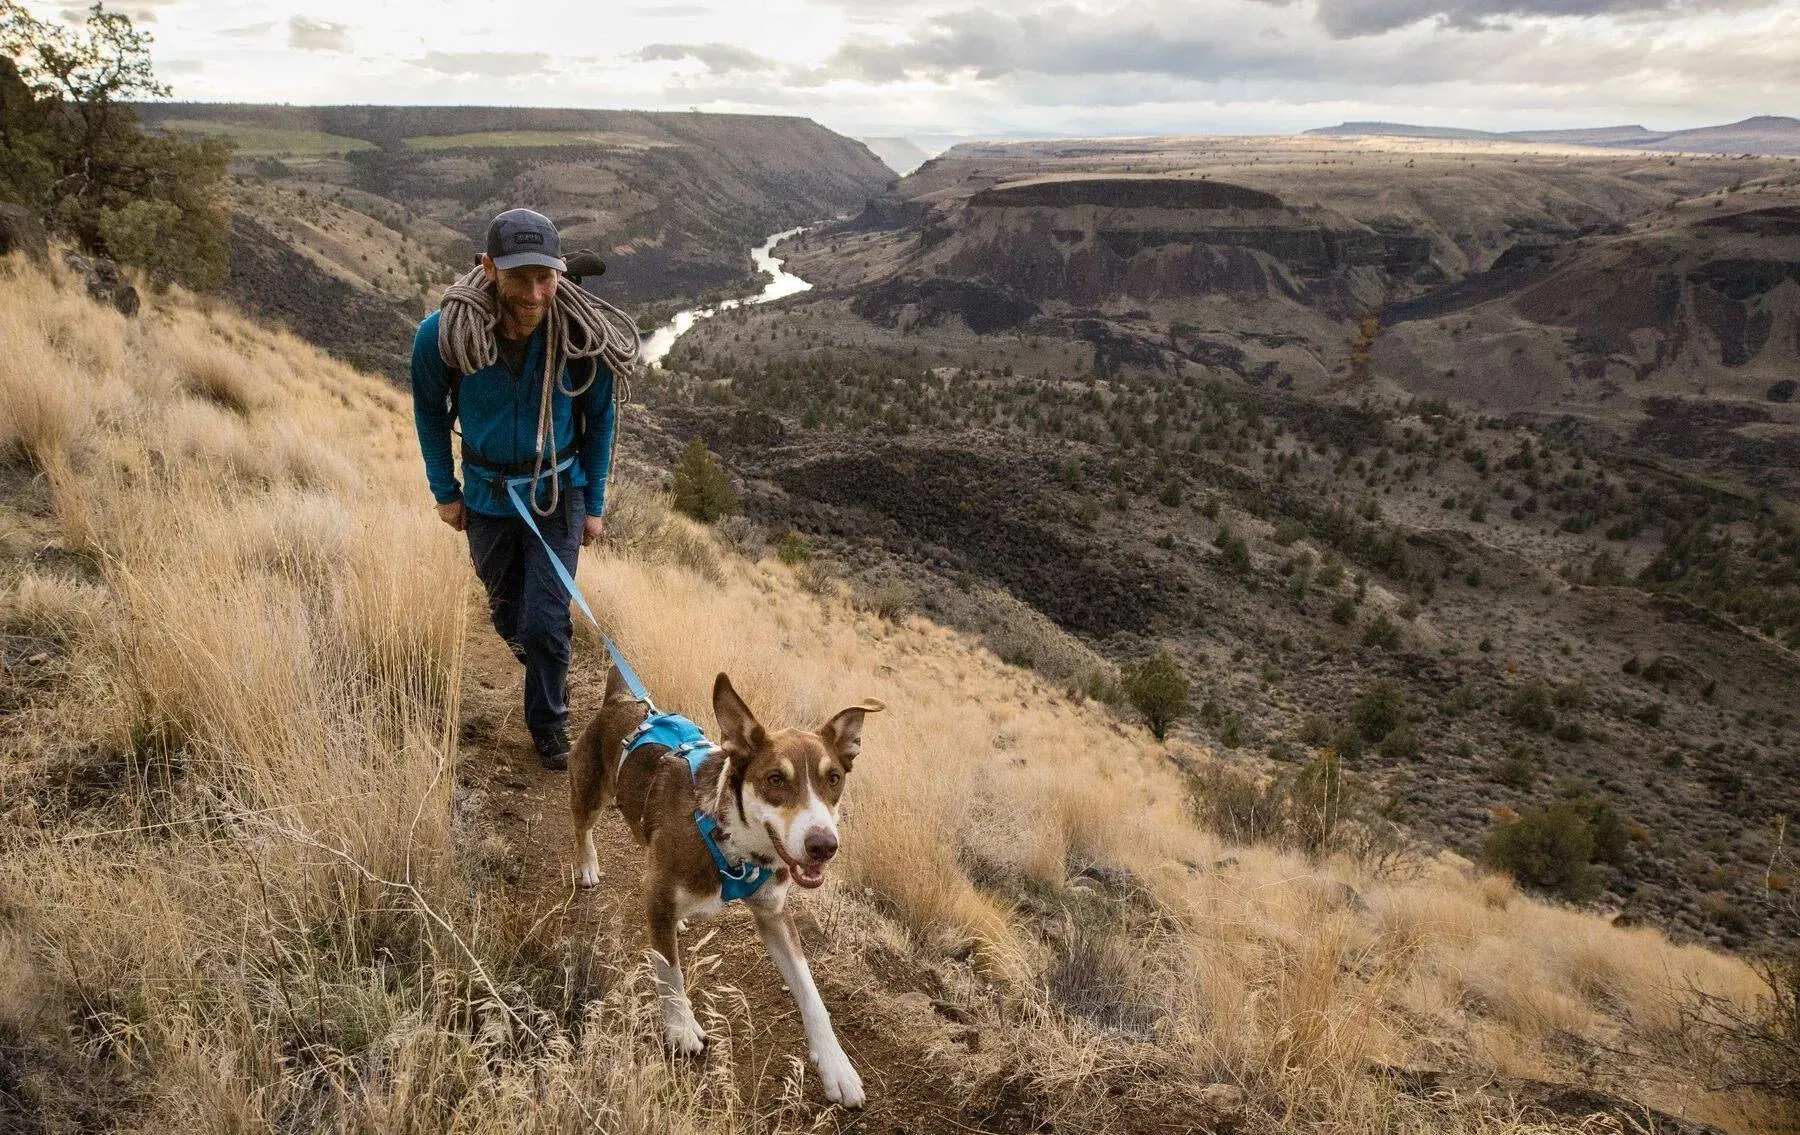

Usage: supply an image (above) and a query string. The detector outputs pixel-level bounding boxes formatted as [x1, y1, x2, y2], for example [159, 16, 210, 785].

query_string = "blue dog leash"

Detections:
[499, 457, 655, 711]
[497, 460, 770, 900]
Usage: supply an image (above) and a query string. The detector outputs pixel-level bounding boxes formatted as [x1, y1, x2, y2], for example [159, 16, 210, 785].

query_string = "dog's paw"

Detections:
[663, 1017, 707, 1057]
[575, 864, 603, 888]
[814, 1046, 864, 1108]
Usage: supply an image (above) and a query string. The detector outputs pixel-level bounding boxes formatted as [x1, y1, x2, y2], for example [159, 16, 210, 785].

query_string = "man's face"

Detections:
[482, 257, 559, 331]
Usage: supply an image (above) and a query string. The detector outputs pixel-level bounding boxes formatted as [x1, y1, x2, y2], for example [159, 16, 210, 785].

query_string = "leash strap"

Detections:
[500, 458, 655, 710]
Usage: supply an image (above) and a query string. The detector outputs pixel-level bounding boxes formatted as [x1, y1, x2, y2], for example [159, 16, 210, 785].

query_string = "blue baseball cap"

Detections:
[486, 208, 565, 272]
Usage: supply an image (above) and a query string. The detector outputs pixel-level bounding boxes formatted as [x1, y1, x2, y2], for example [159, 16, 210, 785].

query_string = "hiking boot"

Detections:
[533, 728, 571, 771]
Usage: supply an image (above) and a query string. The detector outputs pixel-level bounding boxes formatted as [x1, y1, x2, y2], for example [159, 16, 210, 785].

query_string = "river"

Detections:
[637, 226, 813, 368]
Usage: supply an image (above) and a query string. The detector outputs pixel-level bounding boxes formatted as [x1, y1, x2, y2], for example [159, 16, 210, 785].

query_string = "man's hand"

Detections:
[582, 515, 605, 546]
[437, 500, 467, 532]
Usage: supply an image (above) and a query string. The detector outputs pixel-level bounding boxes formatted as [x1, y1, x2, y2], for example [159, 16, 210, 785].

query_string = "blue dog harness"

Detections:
[623, 712, 774, 902]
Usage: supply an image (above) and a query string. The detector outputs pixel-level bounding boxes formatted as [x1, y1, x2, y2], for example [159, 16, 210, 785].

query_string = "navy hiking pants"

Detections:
[465, 483, 584, 740]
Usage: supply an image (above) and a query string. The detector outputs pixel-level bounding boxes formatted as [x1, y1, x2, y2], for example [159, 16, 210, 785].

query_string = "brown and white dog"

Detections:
[569, 666, 883, 1107]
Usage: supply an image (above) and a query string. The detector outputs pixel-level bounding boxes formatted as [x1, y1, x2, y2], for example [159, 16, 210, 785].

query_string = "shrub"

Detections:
[1490, 746, 1538, 790]
[1505, 680, 1557, 732]
[1562, 792, 1628, 865]
[1552, 680, 1589, 710]
[1376, 724, 1422, 761]
[1482, 802, 1600, 901]
[1286, 752, 1355, 857]
[1330, 594, 1357, 625]
[671, 439, 740, 522]
[1361, 612, 1401, 650]
[1679, 949, 1800, 1104]
[775, 530, 812, 565]
[712, 514, 766, 559]
[1219, 713, 1244, 749]
[1440, 683, 1478, 716]
[1215, 526, 1251, 573]
[1768, 379, 1797, 404]
[857, 581, 913, 623]
[1298, 714, 1334, 746]
[1330, 725, 1365, 763]
[1123, 651, 1189, 742]
[1350, 679, 1407, 742]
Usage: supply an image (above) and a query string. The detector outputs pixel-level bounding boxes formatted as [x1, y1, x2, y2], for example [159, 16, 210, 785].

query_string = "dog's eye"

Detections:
[827, 771, 842, 788]
[766, 772, 787, 789]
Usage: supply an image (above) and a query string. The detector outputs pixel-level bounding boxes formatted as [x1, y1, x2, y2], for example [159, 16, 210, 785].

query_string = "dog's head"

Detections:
[712, 673, 883, 890]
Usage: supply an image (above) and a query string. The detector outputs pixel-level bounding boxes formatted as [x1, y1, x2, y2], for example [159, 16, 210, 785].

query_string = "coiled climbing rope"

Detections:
[438, 265, 639, 516]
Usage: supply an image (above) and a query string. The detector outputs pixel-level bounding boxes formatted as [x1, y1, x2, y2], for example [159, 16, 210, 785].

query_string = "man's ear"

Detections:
[480, 253, 498, 285]
[712, 673, 766, 756]
[816, 699, 885, 769]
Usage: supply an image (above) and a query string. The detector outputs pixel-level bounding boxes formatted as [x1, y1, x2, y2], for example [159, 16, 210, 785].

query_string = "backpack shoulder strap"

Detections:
[445, 368, 463, 440]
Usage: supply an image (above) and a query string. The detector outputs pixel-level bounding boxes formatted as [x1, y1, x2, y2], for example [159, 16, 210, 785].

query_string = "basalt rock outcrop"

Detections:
[918, 176, 1431, 312]
[1376, 198, 1800, 488]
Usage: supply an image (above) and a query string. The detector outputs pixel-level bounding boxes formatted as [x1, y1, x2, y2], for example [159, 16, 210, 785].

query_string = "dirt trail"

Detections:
[453, 614, 1005, 1134]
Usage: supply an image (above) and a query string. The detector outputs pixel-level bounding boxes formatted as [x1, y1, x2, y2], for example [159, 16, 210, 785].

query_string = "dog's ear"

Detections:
[816, 698, 885, 769]
[712, 672, 766, 755]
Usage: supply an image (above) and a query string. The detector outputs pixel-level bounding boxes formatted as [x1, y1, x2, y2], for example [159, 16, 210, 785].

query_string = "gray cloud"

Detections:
[288, 16, 351, 52]
[812, 4, 1776, 92]
[220, 21, 275, 39]
[636, 4, 715, 14]
[59, 0, 179, 23]
[822, 10, 1346, 84]
[635, 42, 777, 73]
[1313, 0, 1774, 37]
[416, 51, 552, 76]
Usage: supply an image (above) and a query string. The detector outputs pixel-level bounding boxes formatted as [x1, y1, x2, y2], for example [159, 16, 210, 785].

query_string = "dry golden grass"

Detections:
[0, 250, 1792, 1133]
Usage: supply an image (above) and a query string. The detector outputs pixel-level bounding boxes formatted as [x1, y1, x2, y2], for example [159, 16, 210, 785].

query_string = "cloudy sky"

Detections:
[30, 0, 1800, 137]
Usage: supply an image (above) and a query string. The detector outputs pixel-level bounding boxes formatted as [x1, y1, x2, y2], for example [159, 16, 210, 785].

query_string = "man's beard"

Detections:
[498, 298, 547, 336]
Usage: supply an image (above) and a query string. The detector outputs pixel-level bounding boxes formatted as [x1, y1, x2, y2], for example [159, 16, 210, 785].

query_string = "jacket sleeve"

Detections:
[410, 315, 461, 507]
[577, 360, 617, 517]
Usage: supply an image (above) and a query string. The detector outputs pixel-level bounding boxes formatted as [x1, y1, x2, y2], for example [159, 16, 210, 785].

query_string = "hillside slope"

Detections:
[641, 141, 1800, 948]
[1378, 194, 1800, 492]
[1, 256, 1795, 1132]
[136, 104, 894, 377]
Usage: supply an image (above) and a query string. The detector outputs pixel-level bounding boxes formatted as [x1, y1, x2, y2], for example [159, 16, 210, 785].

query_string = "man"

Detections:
[410, 208, 616, 770]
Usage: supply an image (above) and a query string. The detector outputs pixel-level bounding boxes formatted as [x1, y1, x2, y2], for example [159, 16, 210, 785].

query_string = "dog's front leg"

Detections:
[647, 885, 706, 1055]
[750, 904, 863, 1107]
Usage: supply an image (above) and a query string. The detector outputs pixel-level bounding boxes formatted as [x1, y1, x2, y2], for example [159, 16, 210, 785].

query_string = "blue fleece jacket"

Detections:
[410, 310, 617, 518]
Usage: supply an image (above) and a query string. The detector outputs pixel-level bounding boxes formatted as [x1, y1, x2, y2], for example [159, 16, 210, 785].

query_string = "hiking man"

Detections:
[410, 208, 624, 771]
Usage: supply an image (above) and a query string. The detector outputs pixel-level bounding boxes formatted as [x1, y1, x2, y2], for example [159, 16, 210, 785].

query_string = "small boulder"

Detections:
[0, 204, 47, 262]
[63, 251, 140, 317]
